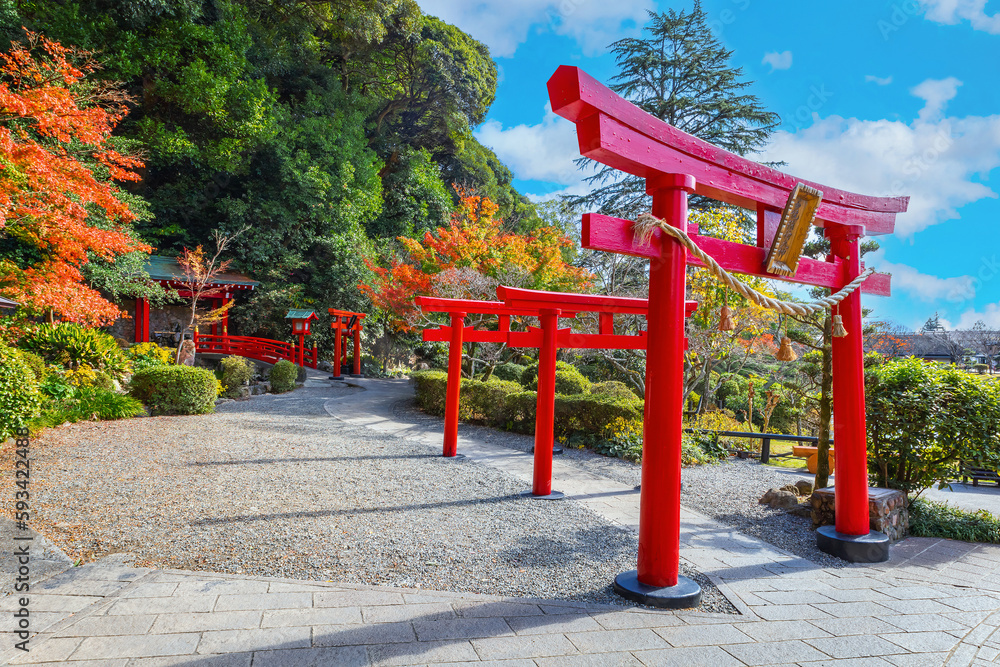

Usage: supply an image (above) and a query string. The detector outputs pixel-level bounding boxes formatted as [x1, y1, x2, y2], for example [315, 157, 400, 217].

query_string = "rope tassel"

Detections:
[832, 314, 848, 338]
[718, 305, 735, 331]
[776, 336, 798, 362]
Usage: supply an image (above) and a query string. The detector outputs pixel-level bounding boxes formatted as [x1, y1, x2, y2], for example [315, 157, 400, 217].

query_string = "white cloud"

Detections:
[910, 77, 962, 121]
[865, 75, 893, 86]
[475, 104, 587, 193]
[920, 0, 1000, 33]
[762, 77, 1000, 237]
[954, 303, 1000, 329]
[868, 250, 977, 303]
[417, 0, 652, 58]
[762, 51, 793, 71]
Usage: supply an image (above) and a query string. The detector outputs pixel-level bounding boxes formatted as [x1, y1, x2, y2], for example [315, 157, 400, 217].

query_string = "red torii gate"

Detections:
[417, 291, 696, 499]
[549, 66, 908, 607]
[329, 309, 365, 380]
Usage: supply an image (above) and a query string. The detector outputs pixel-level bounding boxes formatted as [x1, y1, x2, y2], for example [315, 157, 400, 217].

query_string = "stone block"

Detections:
[810, 486, 909, 541]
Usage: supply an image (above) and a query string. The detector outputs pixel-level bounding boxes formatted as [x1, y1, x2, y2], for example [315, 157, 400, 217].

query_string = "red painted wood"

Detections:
[443, 312, 465, 458]
[353, 330, 361, 375]
[498, 286, 649, 314]
[422, 327, 510, 344]
[827, 227, 871, 535]
[757, 204, 781, 249]
[548, 65, 907, 235]
[532, 309, 560, 496]
[333, 326, 343, 379]
[582, 213, 892, 297]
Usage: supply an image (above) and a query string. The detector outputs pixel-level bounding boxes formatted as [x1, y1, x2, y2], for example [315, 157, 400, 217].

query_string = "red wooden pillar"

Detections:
[443, 312, 466, 458]
[827, 225, 870, 535]
[355, 328, 362, 373]
[135, 297, 150, 343]
[221, 294, 230, 336]
[332, 323, 343, 380]
[530, 308, 562, 498]
[297, 332, 306, 367]
[614, 173, 701, 607]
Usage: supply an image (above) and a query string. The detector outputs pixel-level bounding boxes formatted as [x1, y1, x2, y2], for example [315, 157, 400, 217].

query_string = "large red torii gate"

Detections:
[417, 292, 695, 499]
[549, 66, 908, 607]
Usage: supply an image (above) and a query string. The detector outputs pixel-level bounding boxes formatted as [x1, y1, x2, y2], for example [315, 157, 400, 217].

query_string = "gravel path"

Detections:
[2, 385, 732, 611]
[393, 397, 849, 569]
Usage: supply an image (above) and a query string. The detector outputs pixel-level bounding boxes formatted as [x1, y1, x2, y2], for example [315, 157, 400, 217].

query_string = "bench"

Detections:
[961, 464, 1000, 487]
[792, 446, 835, 474]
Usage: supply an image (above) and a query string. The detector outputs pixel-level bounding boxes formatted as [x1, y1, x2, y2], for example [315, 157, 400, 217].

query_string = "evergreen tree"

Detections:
[569, 2, 780, 219]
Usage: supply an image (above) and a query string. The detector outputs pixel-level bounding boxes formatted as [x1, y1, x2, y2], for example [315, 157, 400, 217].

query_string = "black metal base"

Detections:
[816, 526, 890, 563]
[613, 570, 702, 609]
[530, 446, 564, 455]
[329, 376, 344, 381]
[349, 374, 364, 378]
[521, 490, 565, 500]
[442, 454, 467, 461]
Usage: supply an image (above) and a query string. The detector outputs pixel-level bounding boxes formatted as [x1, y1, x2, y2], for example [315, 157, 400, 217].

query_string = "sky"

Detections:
[416, 0, 1000, 332]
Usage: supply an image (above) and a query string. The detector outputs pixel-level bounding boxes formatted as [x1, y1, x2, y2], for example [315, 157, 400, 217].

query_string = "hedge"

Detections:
[269, 360, 298, 393]
[590, 381, 638, 401]
[0, 345, 41, 442]
[410, 370, 643, 438]
[520, 361, 591, 395]
[130, 365, 219, 416]
[492, 362, 526, 383]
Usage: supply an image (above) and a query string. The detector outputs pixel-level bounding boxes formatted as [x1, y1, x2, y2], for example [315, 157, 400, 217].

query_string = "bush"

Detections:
[686, 410, 756, 452]
[866, 357, 1000, 494]
[909, 498, 1000, 543]
[521, 361, 591, 395]
[590, 381, 638, 401]
[269, 360, 299, 393]
[15, 350, 48, 382]
[974, 363, 989, 375]
[0, 345, 41, 442]
[462, 377, 523, 424]
[554, 393, 644, 436]
[599, 416, 643, 462]
[412, 370, 448, 414]
[31, 387, 145, 430]
[127, 342, 174, 372]
[130, 365, 219, 416]
[19, 323, 131, 379]
[492, 362, 526, 383]
[220, 356, 255, 398]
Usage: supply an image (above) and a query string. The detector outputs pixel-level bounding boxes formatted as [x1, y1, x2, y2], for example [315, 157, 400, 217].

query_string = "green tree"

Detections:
[569, 2, 780, 218]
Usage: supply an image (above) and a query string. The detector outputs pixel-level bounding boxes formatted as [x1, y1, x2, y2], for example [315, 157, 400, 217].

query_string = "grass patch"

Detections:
[909, 497, 1000, 544]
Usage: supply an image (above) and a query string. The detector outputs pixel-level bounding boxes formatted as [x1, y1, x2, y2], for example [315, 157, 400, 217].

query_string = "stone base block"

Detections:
[810, 487, 908, 541]
[816, 526, 890, 563]
[613, 571, 701, 609]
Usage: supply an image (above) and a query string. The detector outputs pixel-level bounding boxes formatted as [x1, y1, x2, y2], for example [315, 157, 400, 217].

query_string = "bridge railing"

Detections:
[192, 332, 318, 369]
[685, 429, 833, 464]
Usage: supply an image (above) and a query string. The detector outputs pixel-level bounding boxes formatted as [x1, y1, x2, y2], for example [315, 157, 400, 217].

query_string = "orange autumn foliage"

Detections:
[361, 189, 592, 328]
[0, 32, 148, 325]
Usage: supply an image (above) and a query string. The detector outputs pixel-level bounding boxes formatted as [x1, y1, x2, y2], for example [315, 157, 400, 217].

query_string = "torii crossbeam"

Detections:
[549, 65, 909, 607]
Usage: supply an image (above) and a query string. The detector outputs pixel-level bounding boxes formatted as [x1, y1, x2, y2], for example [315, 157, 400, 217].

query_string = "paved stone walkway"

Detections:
[4, 377, 1000, 665]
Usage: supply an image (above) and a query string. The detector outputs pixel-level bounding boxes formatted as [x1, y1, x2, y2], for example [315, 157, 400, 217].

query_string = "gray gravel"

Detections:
[393, 398, 849, 569]
[7, 384, 734, 612]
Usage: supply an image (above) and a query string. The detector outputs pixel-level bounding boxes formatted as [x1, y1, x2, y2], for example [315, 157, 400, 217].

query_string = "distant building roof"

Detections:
[144, 255, 258, 288]
[0, 296, 18, 310]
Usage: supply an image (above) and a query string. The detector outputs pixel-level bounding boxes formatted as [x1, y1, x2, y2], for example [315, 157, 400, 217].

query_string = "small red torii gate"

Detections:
[549, 65, 908, 607]
[329, 309, 365, 380]
[417, 291, 696, 499]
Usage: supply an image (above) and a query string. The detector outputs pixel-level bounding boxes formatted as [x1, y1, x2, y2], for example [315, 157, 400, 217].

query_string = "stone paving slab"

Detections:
[3, 378, 1000, 665]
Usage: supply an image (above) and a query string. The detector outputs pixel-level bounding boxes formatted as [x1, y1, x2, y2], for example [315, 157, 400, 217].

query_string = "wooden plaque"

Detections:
[766, 183, 823, 277]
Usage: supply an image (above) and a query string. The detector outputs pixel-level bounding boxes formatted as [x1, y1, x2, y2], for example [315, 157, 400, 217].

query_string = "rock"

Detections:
[416, 362, 430, 371]
[780, 484, 801, 496]
[787, 501, 813, 518]
[794, 480, 813, 495]
[214, 398, 235, 406]
[318, 361, 333, 372]
[768, 490, 799, 510]
[759, 488, 779, 504]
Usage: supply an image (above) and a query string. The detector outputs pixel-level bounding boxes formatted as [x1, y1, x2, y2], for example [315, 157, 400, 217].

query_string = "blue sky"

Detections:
[417, 0, 1000, 332]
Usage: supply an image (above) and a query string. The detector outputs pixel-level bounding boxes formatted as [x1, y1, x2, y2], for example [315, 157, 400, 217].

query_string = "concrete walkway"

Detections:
[4, 377, 1000, 665]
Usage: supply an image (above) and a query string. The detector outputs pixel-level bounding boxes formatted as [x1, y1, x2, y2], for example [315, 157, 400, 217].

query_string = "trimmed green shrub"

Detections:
[909, 498, 1000, 543]
[492, 362, 526, 383]
[867, 357, 1000, 494]
[521, 361, 591, 395]
[462, 377, 523, 424]
[269, 360, 298, 393]
[19, 323, 131, 379]
[220, 356, 255, 398]
[590, 381, 638, 401]
[553, 393, 644, 436]
[412, 370, 448, 414]
[0, 345, 41, 442]
[130, 366, 219, 416]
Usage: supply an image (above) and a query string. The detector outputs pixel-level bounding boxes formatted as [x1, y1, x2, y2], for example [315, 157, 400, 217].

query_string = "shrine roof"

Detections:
[0, 296, 18, 310]
[143, 256, 259, 288]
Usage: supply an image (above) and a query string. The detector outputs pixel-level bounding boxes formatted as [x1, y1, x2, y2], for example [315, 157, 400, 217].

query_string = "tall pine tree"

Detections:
[569, 2, 780, 218]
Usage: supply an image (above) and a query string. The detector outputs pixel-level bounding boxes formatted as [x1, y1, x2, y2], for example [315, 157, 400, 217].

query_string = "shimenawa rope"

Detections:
[634, 213, 874, 318]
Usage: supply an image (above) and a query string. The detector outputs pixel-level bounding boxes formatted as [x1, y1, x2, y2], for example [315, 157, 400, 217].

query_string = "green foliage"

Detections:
[590, 381, 638, 401]
[220, 356, 255, 398]
[371, 148, 452, 238]
[126, 342, 175, 372]
[130, 365, 219, 416]
[553, 393, 644, 436]
[412, 369, 449, 414]
[0, 344, 41, 442]
[269, 360, 298, 393]
[31, 387, 145, 431]
[18, 323, 131, 380]
[714, 374, 796, 434]
[520, 361, 591, 395]
[14, 349, 48, 382]
[866, 357, 1000, 494]
[909, 498, 1000, 543]
[492, 362, 526, 383]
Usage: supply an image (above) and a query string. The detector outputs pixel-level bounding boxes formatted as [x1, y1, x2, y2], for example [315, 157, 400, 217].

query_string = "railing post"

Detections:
[761, 438, 771, 464]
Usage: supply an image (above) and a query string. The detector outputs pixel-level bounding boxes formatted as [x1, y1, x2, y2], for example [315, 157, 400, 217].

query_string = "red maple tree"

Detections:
[361, 189, 592, 328]
[0, 31, 148, 326]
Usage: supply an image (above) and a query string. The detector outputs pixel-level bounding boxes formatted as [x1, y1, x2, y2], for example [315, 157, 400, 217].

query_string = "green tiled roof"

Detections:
[144, 255, 259, 287]
[285, 309, 318, 320]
